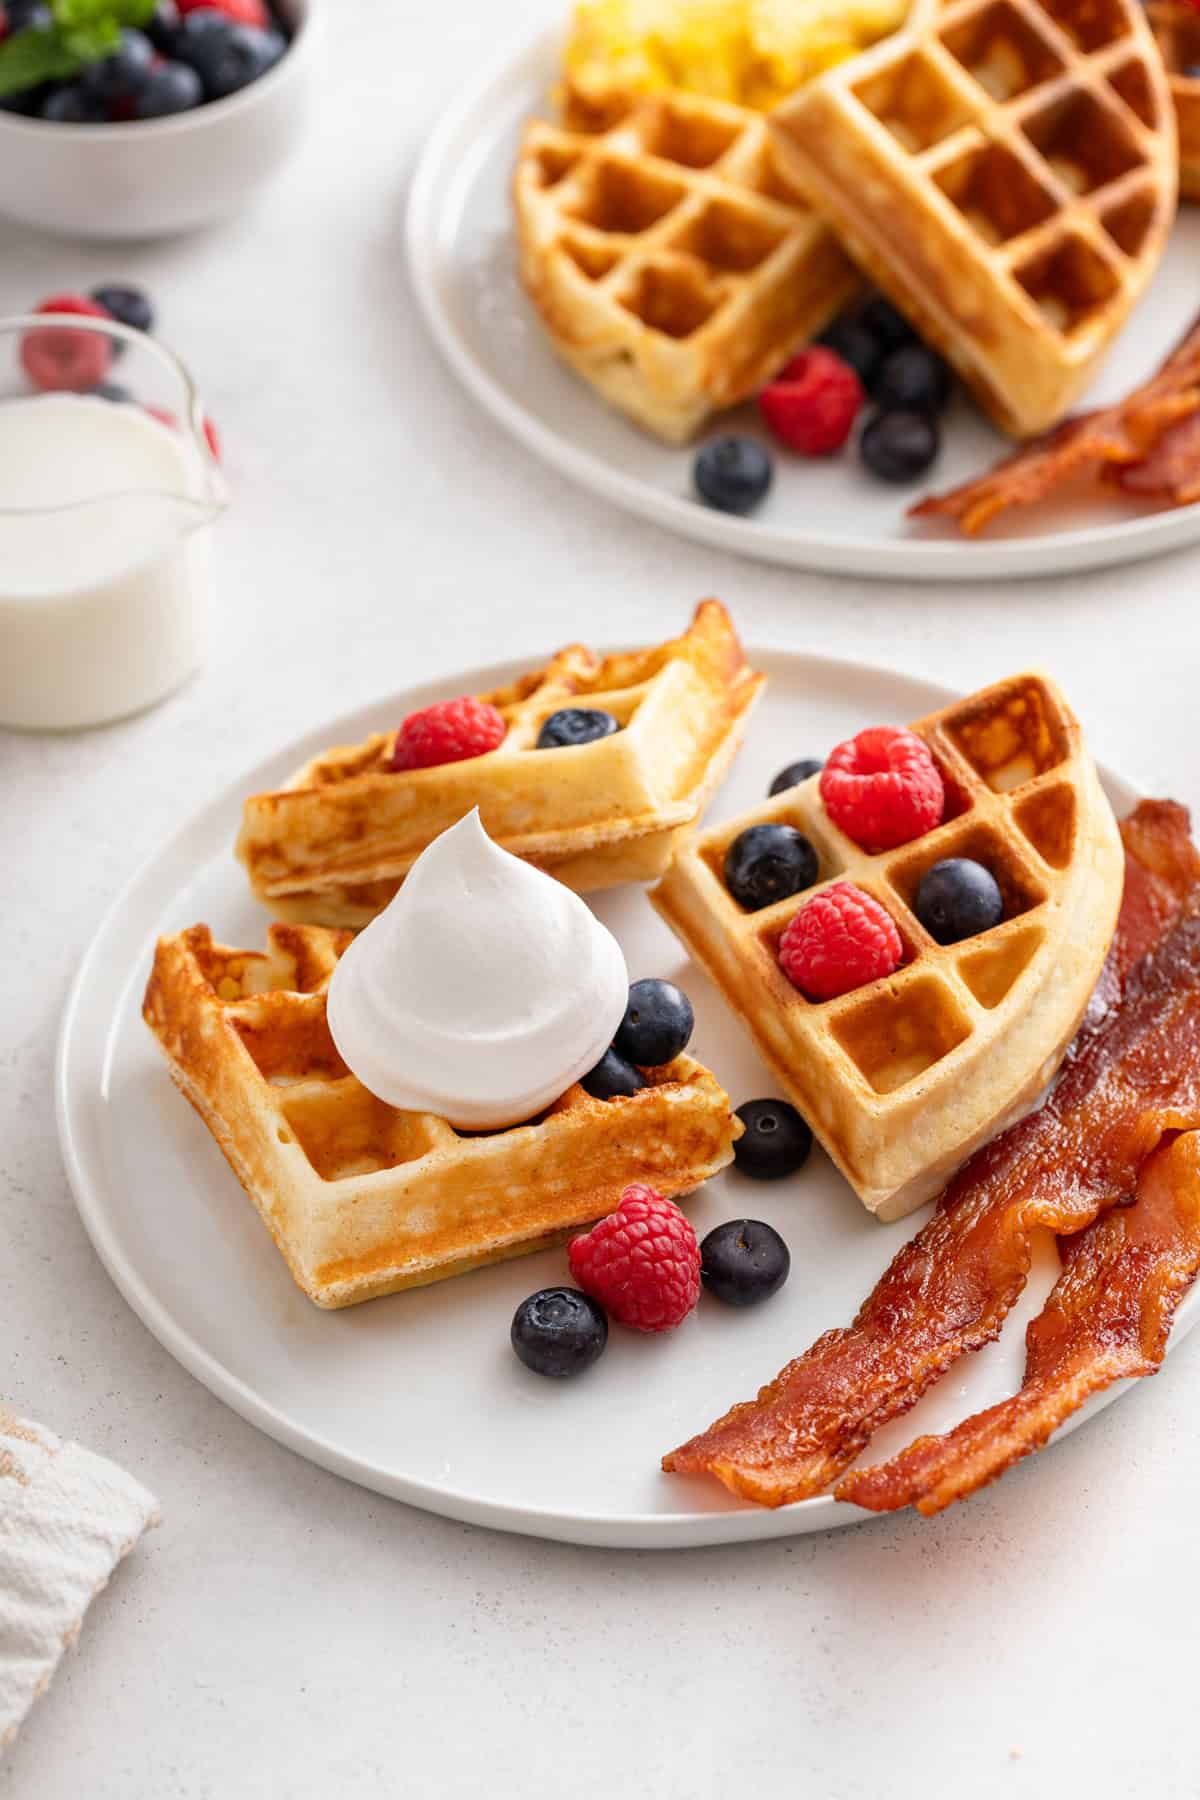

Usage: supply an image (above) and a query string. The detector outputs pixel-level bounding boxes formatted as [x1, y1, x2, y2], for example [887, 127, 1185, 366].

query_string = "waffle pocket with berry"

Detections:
[236, 600, 764, 929]
[652, 672, 1124, 1221]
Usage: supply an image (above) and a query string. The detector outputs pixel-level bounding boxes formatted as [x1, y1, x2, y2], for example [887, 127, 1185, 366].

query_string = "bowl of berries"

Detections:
[0, 0, 315, 239]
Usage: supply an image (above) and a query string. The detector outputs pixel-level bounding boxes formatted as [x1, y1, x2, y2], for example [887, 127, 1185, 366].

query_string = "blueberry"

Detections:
[858, 295, 917, 354]
[724, 823, 818, 912]
[40, 83, 110, 122]
[693, 434, 773, 516]
[768, 757, 823, 796]
[93, 382, 133, 402]
[700, 1219, 791, 1307]
[1, 87, 46, 115]
[536, 707, 619, 749]
[734, 1098, 813, 1180]
[872, 344, 953, 415]
[6, 0, 52, 29]
[613, 978, 694, 1067]
[860, 409, 940, 482]
[133, 60, 203, 116]
[170, 5, 231, 65]
[915, 857, 1004, 945]
[90, 285, 155, 349]
[511, 1287, 608, 1378]
[581, 1047, 645, 1102]
[79, 29, 154, 104]
[817, 317, 884, 389]
[185, 19, 283, 99]
[146, 1, 182, 53]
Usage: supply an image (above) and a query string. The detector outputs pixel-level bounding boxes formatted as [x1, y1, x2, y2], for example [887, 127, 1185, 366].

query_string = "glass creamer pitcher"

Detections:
[0, 313, 228, 732]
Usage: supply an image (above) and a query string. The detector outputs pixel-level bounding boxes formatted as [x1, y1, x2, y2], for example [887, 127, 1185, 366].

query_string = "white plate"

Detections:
[407, 26, 1200, 582]
[57, 651, 1194, 1547]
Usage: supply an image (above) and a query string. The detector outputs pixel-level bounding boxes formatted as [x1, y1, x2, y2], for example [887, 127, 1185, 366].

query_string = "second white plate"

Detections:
[57, 648, 1197, 1547]
[407, 26, 1200, 582]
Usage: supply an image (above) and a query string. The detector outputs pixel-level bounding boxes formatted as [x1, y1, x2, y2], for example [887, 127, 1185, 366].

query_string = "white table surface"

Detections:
[2, 2, 1199, 1793]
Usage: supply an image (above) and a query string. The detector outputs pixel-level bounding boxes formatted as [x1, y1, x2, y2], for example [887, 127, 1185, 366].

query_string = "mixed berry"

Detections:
[512, 1173, 801, 1373]
[387, 698, 632, 770]
[511, 983, 817, 1372]
[0, 0, 290, 123]
[721, 723, 1010, 1002]
[15, 281, 223, 460]
[692, 289, 953, 517]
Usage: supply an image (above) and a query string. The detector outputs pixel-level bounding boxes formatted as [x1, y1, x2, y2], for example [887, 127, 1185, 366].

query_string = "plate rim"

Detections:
[57, 645, 1172, 1549]
[405, 23, 1200, 584]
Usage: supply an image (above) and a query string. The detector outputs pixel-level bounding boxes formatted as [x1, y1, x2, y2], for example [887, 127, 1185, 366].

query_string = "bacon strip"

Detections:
[838, 1131, 1200, 1515]
[1116, 412, 1200, 502]
[662, 801, 1200, 1508]
[910, 313, 1200, 535]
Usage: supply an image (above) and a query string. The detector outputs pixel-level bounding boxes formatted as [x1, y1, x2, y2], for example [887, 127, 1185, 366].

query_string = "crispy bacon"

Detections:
[1116, 412, 1200, 502]
[910, 313, 1200, 534]
[662, 801, 1200, 1508]
[838, 1131, 1200, 1515]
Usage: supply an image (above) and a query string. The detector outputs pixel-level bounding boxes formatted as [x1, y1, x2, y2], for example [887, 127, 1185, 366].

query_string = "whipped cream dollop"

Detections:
[326, 809, 630, 1129]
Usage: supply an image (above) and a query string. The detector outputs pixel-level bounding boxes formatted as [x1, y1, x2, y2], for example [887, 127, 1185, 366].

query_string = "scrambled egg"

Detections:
[564, 0, 908, 110]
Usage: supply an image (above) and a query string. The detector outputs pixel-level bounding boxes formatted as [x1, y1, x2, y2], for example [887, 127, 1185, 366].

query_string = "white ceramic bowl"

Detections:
[0, 0, 316, 240]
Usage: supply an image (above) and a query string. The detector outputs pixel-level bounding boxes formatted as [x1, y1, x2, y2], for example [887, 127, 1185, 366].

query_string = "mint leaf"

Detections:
[52, 0, 158, 35]
[0, 0, 161, 95]
[0, 28, 83, 96]
[61, 17, 121, 58]
[53, 0, 118, 27]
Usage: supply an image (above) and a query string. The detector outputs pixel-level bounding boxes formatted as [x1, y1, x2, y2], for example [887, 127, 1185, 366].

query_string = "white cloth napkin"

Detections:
[0, 1406, 158, 1751]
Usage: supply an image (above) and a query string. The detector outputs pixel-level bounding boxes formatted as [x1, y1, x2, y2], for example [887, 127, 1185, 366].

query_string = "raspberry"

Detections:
[759, 348, 864, 456]
[20, 295, 112, 393]
[779, 882, 903, 1001]
[820, 726, 944, 852]
[568, 1186, 700, 1333]
[389, 697, 507, 772]
[33, 293, 108, 321]
[145, 406, 222, 463]
[178, 0, 269, 21]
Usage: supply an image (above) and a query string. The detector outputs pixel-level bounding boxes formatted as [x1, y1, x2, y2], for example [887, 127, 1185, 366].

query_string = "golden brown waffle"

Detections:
[512, 77, 861, 442]
[237, 600, 764, 929]
[652, 673, 1123, 1222]
[1147, 4, 1200, 199]
[144, 923, 740, 1308]
[770, 0, 1176, 437]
